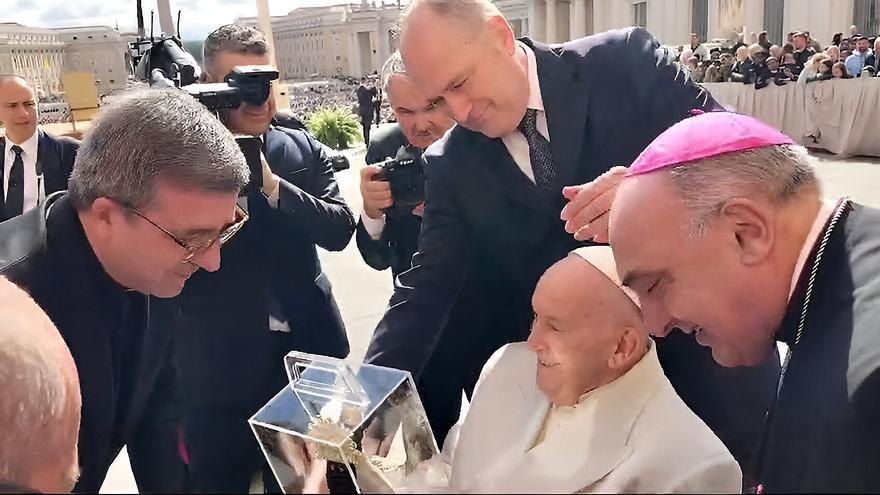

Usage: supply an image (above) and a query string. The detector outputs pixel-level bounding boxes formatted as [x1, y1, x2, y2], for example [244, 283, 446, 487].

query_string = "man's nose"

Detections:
[443, 94, 473, 124]
[193, 243, 222, 273]
[641, 299, 674, 337]
[526, 327, 544, 352]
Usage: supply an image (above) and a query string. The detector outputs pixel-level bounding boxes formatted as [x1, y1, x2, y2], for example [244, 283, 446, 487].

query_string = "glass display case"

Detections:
[249, 352, 448, 493]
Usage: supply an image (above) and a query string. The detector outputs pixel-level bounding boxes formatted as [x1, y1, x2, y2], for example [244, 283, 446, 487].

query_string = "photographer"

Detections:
[0, 89, 251, 492]
[358, 53, 502, 445]
[165, 24, 355, 493]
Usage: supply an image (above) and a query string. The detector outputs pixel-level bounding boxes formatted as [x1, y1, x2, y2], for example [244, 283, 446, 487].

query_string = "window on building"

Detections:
[692, 0, 708, 42]
[854, 0, 879, 37]
[633, 1, 648, 28]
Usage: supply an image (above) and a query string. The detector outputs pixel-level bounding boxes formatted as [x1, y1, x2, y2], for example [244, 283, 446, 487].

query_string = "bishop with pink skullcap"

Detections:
[609, 110, 880, 493]
[627, 111, 795, 176]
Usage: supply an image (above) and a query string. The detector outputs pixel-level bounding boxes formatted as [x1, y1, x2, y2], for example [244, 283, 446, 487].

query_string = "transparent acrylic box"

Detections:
[249, 352, 448, 493]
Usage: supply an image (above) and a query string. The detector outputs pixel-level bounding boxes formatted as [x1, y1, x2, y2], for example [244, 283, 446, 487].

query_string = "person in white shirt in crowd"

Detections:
[798, 52, 832, 83]
[441, 246, 742, 493]
[689, 33, 710, 61]
[845, 36, 872, 77]
[0, 74, 78, 221]
[0, 277, 81, 493]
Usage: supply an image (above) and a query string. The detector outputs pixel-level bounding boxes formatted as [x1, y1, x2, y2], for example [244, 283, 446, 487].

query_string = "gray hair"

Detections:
[667, 145, 818, 235]
[402, 0, 502, 37]
[68, 89, 249, 210]
[0, 278, 79, 490]
[203, 24, 269, 75]
[380, 51, 407, 92]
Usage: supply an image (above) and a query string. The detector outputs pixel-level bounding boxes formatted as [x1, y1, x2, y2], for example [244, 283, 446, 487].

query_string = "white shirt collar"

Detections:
[5, 129, 39, 160]
[518, 41, 545, 112]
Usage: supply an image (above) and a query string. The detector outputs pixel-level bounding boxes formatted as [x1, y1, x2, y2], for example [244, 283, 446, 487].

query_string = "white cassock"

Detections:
[439, 342, 742, 494]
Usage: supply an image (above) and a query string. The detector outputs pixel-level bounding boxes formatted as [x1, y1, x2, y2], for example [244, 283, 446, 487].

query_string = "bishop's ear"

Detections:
[719, 198, 774, 266]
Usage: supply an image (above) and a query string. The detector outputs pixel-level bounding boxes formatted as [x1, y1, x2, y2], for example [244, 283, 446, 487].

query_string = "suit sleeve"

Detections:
[356, 217, 393, 271]
[364, 152, 469, 375]
[625, 28, 722, 127]
[127, 329, 187, 492]
[60, 137, 79, 180]
[275, 131, 356, 252]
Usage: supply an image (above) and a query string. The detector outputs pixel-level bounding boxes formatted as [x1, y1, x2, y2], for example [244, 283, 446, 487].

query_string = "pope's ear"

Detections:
[608, 326, 643, 370]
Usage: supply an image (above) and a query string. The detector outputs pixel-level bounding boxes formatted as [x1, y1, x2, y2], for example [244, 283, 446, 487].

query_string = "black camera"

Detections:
[183, 65, 279, 112]
[376, 154, 426, 217]
[180, 66, 280, 198]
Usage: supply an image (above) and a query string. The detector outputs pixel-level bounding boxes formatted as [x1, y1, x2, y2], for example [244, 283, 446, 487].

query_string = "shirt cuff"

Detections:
[361, 213, 386, 240]
[263, 177, 281, 209]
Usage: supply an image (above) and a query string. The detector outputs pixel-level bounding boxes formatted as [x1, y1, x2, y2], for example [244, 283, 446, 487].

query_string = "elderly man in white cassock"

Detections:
[439, 246, 741, 493]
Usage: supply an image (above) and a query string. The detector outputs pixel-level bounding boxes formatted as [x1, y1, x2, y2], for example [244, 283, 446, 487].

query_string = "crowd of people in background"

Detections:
[287, 74, 394, 125]
[683, 24, 880, 89]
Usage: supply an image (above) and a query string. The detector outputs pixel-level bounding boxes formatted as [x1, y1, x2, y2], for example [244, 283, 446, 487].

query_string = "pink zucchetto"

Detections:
[626, 112, 795, 177]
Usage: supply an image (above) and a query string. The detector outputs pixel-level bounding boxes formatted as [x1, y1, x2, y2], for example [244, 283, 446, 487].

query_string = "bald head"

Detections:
[401, 0, 501, 40]
[0, 75, 37, 144]
[0, 278, 81, 493]
[527, 249, 647, 406]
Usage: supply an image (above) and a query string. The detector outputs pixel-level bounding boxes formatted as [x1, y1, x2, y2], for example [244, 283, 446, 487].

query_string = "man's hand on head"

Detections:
[560, 166, 628, 243]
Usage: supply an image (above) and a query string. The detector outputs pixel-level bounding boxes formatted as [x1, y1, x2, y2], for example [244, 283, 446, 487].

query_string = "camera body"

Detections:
[180, 66, 280, 197]
[376, 154, 426, 218]
[136, 37, 279, 198]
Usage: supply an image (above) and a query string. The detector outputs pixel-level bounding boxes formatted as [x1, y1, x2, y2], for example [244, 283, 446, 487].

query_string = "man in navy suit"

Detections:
[0, 74, 78, 221]
[365, 0, 779, 472]
[163, 24, 355, 492]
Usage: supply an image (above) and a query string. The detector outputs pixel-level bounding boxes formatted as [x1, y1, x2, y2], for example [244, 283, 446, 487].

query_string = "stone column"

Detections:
[707, 0, 720, 40]
[570, 0, 586, 39]
[529, 0, 545, 41]
[546, 0, 558, 43]
[742, 0, 764, 44]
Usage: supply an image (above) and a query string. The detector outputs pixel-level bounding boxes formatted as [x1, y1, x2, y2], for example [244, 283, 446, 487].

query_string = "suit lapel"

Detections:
[525, 38, 591, 190]
[36, 129, 62, 194]
[480, 135, 551, 213]
[0, 137, 5, 213]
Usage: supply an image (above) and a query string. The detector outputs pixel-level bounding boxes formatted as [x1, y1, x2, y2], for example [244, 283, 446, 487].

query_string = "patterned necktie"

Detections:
[5, 145, 24, 219]
[517, 108, 557, 191]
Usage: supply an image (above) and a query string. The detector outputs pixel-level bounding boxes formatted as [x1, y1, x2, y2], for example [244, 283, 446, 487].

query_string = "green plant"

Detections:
[307, 107, 363, 150]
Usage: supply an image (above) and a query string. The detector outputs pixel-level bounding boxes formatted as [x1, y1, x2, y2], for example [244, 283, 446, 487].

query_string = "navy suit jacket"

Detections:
[365, 29, 780, 470]
[166, 125, 354, 434]
[0, 129, 79, 199]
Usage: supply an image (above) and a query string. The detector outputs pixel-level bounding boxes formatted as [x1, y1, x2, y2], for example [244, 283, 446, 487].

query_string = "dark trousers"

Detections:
[183, 410, 282, 493]
[360, 114, 372, 146]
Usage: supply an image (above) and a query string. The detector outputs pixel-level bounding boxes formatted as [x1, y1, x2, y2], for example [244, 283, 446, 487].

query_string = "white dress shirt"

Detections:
[4, 130, 40, 212]
[362, 41, 549, 240]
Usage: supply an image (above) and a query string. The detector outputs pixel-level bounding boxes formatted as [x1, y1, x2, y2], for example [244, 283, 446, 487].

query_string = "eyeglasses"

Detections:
[126, 203, 249, 263]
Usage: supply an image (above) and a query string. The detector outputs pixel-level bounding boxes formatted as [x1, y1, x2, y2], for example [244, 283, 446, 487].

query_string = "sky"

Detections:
[2, 0, 356, 40]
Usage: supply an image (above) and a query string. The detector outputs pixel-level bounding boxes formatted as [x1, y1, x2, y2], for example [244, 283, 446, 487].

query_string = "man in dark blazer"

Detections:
[0, 89, 251, 493]
[365, 0, 779, 471]
[357, 52, 510, 446]
[164, 24, 355, 493]
[0, 74, 78, 220]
